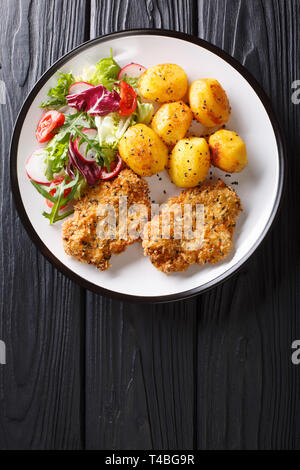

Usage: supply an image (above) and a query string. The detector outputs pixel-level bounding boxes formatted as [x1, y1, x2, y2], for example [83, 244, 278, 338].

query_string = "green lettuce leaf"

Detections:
[96, 113, 135, 145]
[89, 50, 121, 89]
[32, 171, 85, 224]
[94, 113, 136, 170]
[136, 102, 154, 124]
[71, 126, 115, 170]
[45, 137, 69, 180]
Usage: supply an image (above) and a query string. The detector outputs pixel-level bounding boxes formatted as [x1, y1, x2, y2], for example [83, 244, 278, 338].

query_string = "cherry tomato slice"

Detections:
[46, 176, 71, 209]
[119, 81, 137, 116]
[99, 155, 123, 180]
[36, 111, 65, 143]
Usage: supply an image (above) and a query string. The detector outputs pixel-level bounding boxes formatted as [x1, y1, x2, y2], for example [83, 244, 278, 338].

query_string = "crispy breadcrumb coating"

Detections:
[142, 180, 242, 273]
[62, 169, 150, 270]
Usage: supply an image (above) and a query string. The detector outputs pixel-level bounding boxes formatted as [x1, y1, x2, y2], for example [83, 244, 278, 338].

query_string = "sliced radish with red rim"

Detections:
[68, 81, 95, 95]
[74, 128, 98, 163]
[26, 149, 51, 185]
[117, 63, 146, 80]
[99, 154, 123, 180]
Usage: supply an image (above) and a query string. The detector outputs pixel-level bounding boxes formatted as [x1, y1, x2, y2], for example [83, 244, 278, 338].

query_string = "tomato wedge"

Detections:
[46, 176, 71, 209]
[99, 155, 123, 180]
[36, 110, 65, 143]
[119, 81, 137, 116]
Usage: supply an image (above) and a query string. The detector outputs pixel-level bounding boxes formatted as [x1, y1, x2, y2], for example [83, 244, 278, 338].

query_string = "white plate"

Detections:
[10, 30, 285, 302]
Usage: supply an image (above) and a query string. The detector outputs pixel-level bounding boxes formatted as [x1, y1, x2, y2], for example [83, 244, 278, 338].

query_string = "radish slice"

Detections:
[26, 149, 50, 185]
[74, 128, 98, 163]
[117, 63, 146, 80]
[68, 81, 95, 95]
[99, 154, 123, 180]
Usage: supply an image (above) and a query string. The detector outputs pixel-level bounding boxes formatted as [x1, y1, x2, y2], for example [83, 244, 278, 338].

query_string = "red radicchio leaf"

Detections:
[66, 84, 120, 116]
[68, 138, 101, 185]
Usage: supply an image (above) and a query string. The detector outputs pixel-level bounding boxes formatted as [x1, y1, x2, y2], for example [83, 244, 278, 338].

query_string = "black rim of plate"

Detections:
[10, 29, 286, 303]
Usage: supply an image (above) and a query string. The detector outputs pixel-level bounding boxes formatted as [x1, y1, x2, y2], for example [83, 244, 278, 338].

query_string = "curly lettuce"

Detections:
[77, 49, 121, 90]
[41, 72, 74, 109]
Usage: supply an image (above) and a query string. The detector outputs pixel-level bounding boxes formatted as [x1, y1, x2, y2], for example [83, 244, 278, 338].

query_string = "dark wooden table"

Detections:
[0, 0, 299, 450]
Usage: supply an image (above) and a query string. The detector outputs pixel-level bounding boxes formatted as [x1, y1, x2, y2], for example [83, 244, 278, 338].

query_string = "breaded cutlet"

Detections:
[142, 180, 242, 273]
[62, 169, 150, 270]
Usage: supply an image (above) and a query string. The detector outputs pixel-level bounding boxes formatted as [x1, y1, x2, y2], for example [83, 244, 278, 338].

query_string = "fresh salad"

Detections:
[26, 50, 153, 224]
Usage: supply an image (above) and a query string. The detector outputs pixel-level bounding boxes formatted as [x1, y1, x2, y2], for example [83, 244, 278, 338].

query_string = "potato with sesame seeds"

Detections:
[209, 129, 247, 173]
[168, 137, 211, 188]
[189, 79, 230, 127]
[151, 101, 193, 146]
[119, 123, 168, 177]
[138, 64, 188, 103]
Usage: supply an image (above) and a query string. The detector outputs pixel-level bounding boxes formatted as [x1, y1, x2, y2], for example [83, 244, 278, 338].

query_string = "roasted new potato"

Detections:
[151, 101, 193, 146]
[168, 137, 211, 187]
[209, 129, 247, 173]
[189, 79, 231, 127]
[119, 124, 168, 177]
[138, 64, 188, 103]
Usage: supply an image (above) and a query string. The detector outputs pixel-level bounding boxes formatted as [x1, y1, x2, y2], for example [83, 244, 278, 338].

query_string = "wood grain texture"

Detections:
[86, 297, 197, 449]
[90, 0, 196, 36]
[197, 0, 300, 450]
[86, 0, 198, 450]
[0, 0, 87, 449]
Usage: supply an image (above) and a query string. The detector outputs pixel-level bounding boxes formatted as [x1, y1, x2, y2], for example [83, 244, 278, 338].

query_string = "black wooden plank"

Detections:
[86, 297, 197, 450]
[196, 0, 300, 450]
[0, 0, 87, 449]
[86, 0, 197, 450]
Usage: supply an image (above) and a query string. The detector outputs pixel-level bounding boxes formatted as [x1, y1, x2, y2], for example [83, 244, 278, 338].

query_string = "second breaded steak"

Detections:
[142, 180, 242, 273]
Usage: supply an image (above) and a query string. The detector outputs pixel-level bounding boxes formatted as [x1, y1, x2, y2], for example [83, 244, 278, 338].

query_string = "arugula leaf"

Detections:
[31, 171, 84, 224]
[30, 180, 56, 202]
[114, 75, 139, 93]
[41, 72, 74, 109]
[55, 111, 93, 142]
[71, 126, 116, 170]
[89, 49, 121, 89]
[43, 209, 74, 222]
